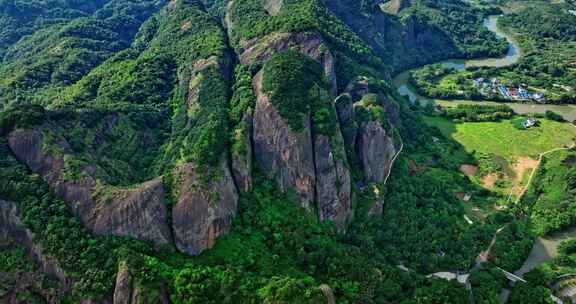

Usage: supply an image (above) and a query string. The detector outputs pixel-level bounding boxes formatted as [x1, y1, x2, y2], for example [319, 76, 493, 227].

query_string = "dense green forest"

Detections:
[521, 150, 576, 236]
[0, 0, 572, 302]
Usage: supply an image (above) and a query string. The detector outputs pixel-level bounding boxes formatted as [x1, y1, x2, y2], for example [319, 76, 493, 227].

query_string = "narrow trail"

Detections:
[506, 143, 576, 206]
[383, 139, 404, 186]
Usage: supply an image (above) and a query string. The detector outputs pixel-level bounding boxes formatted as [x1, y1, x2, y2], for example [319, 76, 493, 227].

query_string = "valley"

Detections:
[0, 0, 575, 303]
[390, 0, 576, 302]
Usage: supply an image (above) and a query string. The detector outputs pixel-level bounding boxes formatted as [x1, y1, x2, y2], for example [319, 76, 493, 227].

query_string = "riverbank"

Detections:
[392, 13, 576, 122]
[515, 227, 576, 277]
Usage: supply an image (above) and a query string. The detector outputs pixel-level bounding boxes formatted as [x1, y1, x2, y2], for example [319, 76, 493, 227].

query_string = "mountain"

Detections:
[0, 0, 509, 302]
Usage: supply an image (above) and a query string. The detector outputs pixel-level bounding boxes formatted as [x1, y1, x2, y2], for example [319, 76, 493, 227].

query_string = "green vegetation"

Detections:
[424, 116, 576, 160]
[228, 0, 387, 88]
[409, 0, 576, 103]
[506, 238, 576, 303]
[468, 266, 507, 303]
[0, 243, 60, 301]
[0, 139, 156, 301]
[0, 0, 162, 105]
[441, 104, 514, 122]
[488, 219, 534, 270]
[399, 0, 508, 59]
[262, 50, 327, 132]
[521, 150, 576, 235]
[3, 0, 574, 302]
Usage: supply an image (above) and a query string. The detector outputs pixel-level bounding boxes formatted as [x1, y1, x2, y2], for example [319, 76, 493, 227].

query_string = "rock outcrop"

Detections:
[357, 121, 396, 185]
[113, 261, 133, 304]
[335, 94, 358, 155]
[314, 133, 352, 231]
[7, 128, 173, 248]
[384, 0, 412, 14]
[171, 158, 238, 256]
[251, 61, 353, 228]
[0, 200, 71, 291]
[263, 0, 283, 16]
[240, 31, 337, 95]
[113, 260, 170, 304]
[231, 111, 253, 193]
[252, 71, 316, 209]
[319, 284, 336, 304]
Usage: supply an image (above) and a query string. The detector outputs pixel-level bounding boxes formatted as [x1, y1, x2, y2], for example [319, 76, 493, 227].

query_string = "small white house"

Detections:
[533, 93, 545, 101]
[523, 117, 538, 129]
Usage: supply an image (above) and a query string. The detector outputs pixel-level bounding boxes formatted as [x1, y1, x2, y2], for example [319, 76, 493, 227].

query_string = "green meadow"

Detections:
[424, 116, 576, 160]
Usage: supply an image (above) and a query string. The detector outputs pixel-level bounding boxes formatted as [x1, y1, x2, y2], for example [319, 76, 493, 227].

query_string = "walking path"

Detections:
[511, 144, 576, 205]
[384, 139, 404, 185]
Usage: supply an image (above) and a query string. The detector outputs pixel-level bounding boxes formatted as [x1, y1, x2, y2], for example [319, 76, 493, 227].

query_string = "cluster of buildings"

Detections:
[473, 78, 545, 102]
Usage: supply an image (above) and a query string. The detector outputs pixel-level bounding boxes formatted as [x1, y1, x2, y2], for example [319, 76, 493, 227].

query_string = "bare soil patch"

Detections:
[460, 164, 479, 177]
[180, 21, 192, 33]
[482, 174, 498, 189]
[510, 156, 539, 196]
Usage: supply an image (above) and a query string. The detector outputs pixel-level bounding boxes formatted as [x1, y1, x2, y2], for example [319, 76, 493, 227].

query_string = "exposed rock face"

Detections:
[321, 0, 459, 72]
[384, 0, 411, 14]
[345, 78, 370, 102]
[401, 15, 455, 56]
[7, 129, 173, 247]
[319, 284, 336, 304]
[252, 72, 316, 208]
[0, 200, 71, 290]
[382, 97, 400, 125]
[171, 158, 238, 256]
[252, 67, 352, 227]
[113, 261, 133, 304]
[240, 31, 337, 95]
[314, 134, 352, 231]
[231, 112, 253, 192]
[357, 121, 396, 185]
[113, 261, 170, 304]
[263, 0, 283, 16]
[335, 94, 358, 155]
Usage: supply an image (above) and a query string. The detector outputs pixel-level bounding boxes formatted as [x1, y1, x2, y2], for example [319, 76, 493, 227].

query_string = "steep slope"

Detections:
[321, 0, 508, 72]
[0, 0, 510, 302]
[0, 0, 165, 106]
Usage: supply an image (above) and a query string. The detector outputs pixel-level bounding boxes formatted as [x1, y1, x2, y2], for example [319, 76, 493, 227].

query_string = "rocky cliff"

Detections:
[0, 0, 405, 260]
[320, 0, 460, 72]
[252, 71, 317, 209]
[113, 260, 169, 304]
[7, 128, 173, 248]
[172, 159, 238, 256]
[0, 200, 70, 298]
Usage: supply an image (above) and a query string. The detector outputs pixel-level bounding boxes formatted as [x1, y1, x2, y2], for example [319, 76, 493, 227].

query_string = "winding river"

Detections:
[391, 14, 576, 297]
[392, 15, 576, 122]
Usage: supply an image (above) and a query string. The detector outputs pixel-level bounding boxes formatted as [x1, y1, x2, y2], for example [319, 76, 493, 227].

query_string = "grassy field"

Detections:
[424, 116, 576, 160]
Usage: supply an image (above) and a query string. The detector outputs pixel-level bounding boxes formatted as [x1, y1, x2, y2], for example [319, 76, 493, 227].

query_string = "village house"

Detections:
[473, 78, 546, 102]
[523, 117, 538, 129]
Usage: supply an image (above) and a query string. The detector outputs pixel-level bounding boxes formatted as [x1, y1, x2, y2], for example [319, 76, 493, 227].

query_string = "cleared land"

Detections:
[425, 116, 576, 197]
[424, 116, 576, 160]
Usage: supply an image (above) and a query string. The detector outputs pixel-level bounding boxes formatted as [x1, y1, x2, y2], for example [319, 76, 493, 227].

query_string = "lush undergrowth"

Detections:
[521, 149, 576, 236]
[0, 95, 520, 303]
[0, 242, 60, 302]
[0, 0, 561, 302]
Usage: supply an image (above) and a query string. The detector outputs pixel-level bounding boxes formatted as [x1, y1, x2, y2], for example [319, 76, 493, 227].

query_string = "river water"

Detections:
[391, 13, 576, 291]
[515, 227, 576, 277]
[392, 15, 576, 122]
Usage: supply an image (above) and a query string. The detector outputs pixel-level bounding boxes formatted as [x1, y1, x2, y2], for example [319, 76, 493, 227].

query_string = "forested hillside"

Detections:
[0, 0, 534, 303]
